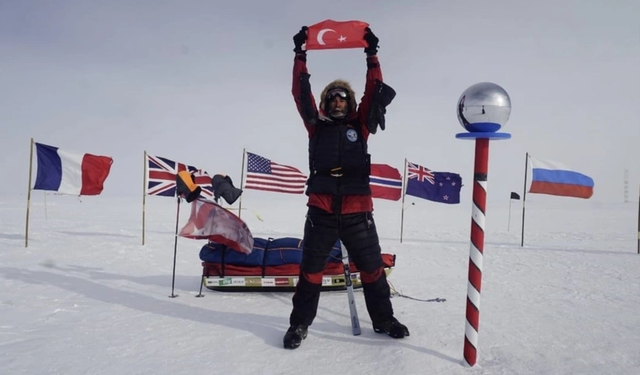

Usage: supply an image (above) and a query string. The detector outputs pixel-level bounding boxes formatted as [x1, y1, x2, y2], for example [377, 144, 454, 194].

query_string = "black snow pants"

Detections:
[289, 206, 394, 327]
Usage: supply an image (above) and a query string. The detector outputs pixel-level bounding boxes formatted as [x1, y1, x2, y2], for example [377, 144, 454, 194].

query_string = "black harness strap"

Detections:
[261, 238, 274, 278]
[220, 244, 227, 277]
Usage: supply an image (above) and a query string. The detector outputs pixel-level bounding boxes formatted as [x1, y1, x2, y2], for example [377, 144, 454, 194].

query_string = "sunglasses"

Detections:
[326, 88, 348, 100]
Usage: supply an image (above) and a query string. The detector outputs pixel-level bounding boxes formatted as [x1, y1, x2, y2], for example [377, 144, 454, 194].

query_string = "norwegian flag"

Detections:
[146, 154, 213, 198]
[370, 163, 402, 201]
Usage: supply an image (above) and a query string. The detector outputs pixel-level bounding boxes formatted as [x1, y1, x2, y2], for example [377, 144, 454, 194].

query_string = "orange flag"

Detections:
[305, 19, 369, 50]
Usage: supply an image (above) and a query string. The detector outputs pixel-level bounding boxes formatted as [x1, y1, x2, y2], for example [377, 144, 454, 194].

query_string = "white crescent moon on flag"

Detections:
[317, 28, 336, 45]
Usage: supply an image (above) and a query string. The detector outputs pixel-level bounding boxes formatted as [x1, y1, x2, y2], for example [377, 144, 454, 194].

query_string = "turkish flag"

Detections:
[305, 19, 369, 50]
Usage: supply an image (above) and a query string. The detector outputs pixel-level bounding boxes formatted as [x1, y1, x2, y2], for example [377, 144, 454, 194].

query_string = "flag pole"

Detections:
[400, 158, 407, 243]
[237, 148, 246, 219]
[520, 152, 529, 247]
[169, 196, 181, 298]
[44, 191, 48, 221]
[142, 150, 147, 246]
[637, 184, 639, 254]
[25, 138, 34, 248]
[507, 196, 512, 231]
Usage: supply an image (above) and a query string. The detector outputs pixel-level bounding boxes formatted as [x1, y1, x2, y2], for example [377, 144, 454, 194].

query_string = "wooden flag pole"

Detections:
[520, 152, 529, 247]
[25, 138, 34, 248]
[237, 148, 246, 219]
[142, 150, 147, 245]
[400, 158, 408, 243]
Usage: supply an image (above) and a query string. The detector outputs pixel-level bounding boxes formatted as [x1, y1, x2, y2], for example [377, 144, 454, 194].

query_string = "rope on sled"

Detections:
[330, 250, 445, 303]
[387, 280, 446, 303]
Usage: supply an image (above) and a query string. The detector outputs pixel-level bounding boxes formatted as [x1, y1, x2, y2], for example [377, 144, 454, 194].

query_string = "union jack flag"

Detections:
[146, 154, 213, 198]
[407, 162, 435, 184]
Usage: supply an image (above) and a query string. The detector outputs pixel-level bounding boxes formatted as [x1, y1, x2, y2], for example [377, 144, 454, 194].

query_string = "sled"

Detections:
[198, 237, 396, 292]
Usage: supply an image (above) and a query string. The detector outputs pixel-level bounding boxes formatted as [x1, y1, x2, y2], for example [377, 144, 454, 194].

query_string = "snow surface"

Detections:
[2, 193, 639, 375]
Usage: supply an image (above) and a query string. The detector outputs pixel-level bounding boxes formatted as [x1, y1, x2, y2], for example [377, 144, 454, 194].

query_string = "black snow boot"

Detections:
[283, 324, 308, 349]
[373, 317, 410, 339]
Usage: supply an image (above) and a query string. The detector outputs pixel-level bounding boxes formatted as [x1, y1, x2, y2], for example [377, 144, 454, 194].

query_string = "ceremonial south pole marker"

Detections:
[455, 82, 512, 367]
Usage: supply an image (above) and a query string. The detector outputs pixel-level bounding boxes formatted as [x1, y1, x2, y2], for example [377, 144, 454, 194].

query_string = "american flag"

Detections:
[146, 154, 213, 198]
[244, 152, 307, 194]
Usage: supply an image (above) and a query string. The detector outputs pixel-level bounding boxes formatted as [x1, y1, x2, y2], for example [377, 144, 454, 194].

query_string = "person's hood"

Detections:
[319, 79, 357, 117]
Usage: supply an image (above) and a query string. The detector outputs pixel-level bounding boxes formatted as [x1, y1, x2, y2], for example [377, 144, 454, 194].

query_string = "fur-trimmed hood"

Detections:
[319, 79, 357, 116]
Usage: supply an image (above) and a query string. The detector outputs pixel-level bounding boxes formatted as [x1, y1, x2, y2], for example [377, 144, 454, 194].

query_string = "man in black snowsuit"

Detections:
[283, 25, 409, 349]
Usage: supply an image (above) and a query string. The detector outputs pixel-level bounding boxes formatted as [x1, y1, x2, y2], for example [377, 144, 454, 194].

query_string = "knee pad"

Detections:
[351, 250, 383, 273]
[360, 267, 384, 284]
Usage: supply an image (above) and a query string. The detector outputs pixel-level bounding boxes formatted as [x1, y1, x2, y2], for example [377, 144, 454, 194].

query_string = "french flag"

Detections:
[33, 142, 114, 196]
[370, 163, 402, 201]
[528, 156, 594, 199]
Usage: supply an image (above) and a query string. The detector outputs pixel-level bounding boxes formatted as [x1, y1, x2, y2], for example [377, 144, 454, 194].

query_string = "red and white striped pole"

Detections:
[464, 138, 489, 366]
[455, 82, 511, 367]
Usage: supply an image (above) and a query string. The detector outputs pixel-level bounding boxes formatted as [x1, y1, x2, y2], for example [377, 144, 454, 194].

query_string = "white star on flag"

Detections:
[338, 35, 347, 42]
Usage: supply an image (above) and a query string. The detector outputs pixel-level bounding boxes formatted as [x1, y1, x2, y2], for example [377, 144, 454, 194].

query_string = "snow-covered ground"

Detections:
[1, 193, 639, 374]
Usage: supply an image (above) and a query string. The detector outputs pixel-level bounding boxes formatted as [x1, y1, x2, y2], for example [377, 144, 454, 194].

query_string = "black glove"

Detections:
[364, 27, 379, 55]
[293, 26, 308, 54]
[366, 80, 396, 134]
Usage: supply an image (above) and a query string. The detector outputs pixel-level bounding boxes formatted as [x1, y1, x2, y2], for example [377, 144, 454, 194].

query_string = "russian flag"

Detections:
[370, 163, 402, 201]
[528, 156, 594, 199]
[33, 142, 114, 196]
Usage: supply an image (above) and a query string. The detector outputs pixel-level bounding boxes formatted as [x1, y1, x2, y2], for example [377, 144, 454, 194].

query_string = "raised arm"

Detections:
[357, 55, 383, 127]
[358, 28, 395, 136]
[291, 27, 318, 135]
[357, 28, 382, 136]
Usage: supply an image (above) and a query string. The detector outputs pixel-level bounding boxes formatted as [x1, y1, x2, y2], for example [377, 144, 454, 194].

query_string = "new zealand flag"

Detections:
[405, 161, 462, 204]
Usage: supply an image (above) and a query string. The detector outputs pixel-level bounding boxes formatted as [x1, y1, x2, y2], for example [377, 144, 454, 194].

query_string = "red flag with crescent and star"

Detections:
[305, 19, 370, 50]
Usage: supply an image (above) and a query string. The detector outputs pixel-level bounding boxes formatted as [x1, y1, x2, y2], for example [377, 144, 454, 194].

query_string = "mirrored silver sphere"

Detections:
[457, 82, 511, 132]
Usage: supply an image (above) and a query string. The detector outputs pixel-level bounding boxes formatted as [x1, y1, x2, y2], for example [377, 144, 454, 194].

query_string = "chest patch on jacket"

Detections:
[346, 128, 358, 142]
